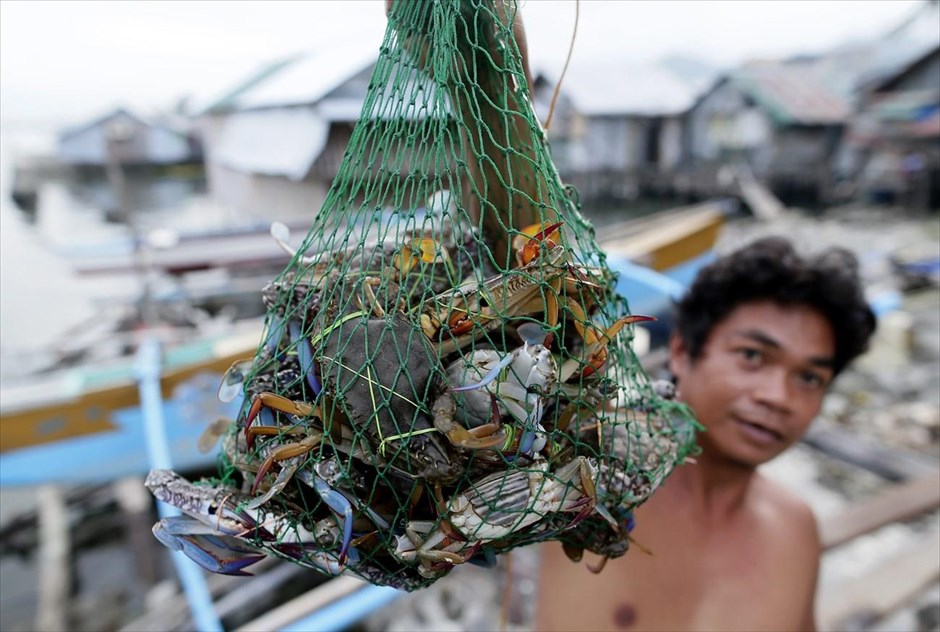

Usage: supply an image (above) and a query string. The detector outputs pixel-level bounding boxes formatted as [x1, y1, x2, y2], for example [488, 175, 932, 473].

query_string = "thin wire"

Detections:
[543, 0, 580, 131]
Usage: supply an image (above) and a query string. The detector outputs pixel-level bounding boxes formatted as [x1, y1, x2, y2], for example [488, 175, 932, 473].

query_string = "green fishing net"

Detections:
[147, 0, 698, 591]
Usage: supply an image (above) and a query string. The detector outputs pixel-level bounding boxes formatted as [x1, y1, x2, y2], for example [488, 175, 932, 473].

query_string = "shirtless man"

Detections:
[536, 237, 877, 631]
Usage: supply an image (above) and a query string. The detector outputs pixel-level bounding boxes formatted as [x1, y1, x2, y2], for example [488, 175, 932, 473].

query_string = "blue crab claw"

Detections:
[218, 359, 253, 403]
[467, 546, 498, 569]
[626, 512, 636, 533]
[452, 352, 516, 393]
[288, 320, 321, 395]
[153, 517, 265, 576]
[517, 322, 551, 346]
[517, 428, 538, 456]
[312, 476, 353, 565]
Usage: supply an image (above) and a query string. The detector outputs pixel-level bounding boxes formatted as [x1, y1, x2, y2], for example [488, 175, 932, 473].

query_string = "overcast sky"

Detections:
[0, 0, 927, 127]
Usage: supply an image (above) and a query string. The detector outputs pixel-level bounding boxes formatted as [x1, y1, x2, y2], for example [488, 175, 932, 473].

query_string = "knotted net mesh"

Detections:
[148, 0, 698, 591]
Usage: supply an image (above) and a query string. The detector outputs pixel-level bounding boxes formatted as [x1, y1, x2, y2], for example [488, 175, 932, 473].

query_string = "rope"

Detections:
[543, 0, 580, 131]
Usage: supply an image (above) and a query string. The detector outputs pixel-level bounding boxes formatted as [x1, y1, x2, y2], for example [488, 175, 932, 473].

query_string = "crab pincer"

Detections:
[153, 517, 265, 576]
[560, 308, 657, 381]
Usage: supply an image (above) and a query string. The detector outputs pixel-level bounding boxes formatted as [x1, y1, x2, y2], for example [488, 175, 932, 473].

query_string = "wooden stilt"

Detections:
[113, 477, 160, 587]
[35, 484, 71, 632]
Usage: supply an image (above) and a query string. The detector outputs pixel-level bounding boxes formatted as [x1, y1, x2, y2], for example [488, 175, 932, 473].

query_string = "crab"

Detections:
[146, 469, 432, 589]
[392, 456, 615, 578]
[145, 469, 353, 577]
[431, 340, 557, 458]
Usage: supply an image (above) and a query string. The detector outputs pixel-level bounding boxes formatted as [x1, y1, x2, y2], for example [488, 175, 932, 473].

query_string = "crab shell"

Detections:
[315, 290, 462, 484]
[447, 457, 594, 541]
[446, 343, 557, 429]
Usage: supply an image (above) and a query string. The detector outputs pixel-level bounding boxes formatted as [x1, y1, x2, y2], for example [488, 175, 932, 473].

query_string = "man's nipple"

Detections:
[613, 603, 637, 628]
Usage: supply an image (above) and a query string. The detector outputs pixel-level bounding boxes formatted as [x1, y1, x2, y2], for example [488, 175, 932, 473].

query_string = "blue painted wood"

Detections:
[0, 378, 242, 486]
[138, 337, 223, 632]
[279, 585, 403, 632]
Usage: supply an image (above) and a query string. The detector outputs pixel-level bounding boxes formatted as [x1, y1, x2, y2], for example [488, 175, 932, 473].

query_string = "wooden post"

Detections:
[389, 0, 558, 267]
[35, 484, 71, 631]
[113, 477, 160, 587]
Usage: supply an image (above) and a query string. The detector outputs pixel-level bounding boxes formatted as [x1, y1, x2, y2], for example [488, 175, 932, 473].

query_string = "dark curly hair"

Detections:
[673, 236, 877, 376]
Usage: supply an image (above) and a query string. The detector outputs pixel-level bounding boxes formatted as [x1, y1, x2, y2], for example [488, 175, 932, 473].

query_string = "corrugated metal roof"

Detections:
[732, 62, 850, 125]
[200, 44, 452, 122]
[233, 44, 377, 111]
[536, 57, 699, 117]
[60, 108, 157, 141]
[214, 108, 330, 180]
[194, 54, 303, 115]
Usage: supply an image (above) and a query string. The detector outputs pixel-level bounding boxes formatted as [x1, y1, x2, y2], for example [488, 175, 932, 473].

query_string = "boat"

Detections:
[0, 199, 730, 486]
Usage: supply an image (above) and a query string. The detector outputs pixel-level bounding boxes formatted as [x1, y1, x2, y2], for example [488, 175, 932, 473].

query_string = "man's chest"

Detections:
[614, 513, 805, 630]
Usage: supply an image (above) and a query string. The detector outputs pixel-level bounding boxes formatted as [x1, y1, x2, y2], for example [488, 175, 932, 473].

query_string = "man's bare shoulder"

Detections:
[750, 472, 822, 559]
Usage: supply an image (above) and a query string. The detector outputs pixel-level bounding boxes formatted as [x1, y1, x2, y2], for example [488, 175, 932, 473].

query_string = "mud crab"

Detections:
[392, 456, 613, 577]
[432, 340, 556, 458]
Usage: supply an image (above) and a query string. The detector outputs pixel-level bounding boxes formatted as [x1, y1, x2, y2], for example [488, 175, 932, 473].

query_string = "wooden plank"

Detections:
[113, 477, 160, 587]
[818, 529, 940, 631]
[211, 562, 308, 620]
[821, 475, 940, 550]
[118, 557, 280, 632]
[802, 419, 940, 482]
[35, 485, 71, 632]
[234, 575, 367, 632]
[732, 163, 784, 221]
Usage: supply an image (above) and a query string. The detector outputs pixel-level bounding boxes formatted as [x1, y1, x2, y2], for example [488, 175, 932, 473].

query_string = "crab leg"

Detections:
[296, 470, 391, 533]
[310, 475, 354, 564]
[270, 221, 319, 266]
[249, 430, 323, 498]
[264, 314, 286, 354]
[218, 359, 253, 403]
[288, 320, 321, 395]
[560, 301, 656, 381]
[514, 221, 563, 267]
[451, 352, 517, 393]
[432, 391, 508, 450]
[244, 392, 317, 449]
[572, 459, 619, 530]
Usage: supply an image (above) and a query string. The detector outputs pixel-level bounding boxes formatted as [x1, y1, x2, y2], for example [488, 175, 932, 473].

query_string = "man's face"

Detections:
[669, 301, 836, 467]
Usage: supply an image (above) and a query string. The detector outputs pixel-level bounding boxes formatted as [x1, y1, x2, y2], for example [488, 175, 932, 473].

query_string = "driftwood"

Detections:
[821, 474, 940, 550]
[730, 163, 784, 221]
[803, 418, 940, 482]
[234, 575, 368, 632]
[818, 528, 940, 631]
[113, 477, 160, 587]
